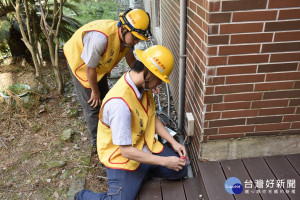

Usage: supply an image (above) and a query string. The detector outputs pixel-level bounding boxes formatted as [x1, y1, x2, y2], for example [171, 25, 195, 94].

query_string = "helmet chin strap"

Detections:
[143, 68, 154, 90]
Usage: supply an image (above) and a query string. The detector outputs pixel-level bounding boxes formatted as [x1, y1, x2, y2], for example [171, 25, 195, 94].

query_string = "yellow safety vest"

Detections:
[97, 73, 164, 171]
[63, 20, 130, 88]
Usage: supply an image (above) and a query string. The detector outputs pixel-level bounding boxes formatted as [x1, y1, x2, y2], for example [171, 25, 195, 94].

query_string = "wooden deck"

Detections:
[138, 154, 300, 200]
[136, 178, 201, 200]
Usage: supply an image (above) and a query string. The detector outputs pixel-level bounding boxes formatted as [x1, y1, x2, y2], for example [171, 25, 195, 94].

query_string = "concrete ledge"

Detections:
[200, 134, 300, 161]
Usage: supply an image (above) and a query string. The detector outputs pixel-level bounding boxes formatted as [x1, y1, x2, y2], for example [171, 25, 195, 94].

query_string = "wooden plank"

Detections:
[183, 178, 201, 200]
[242, 157, 289, 200]
[286, 154, 300, 174]
[161, 179, 186, 200]
[198, 161, 235, 200]
[138, 179, 162, 200]
[264, 155, 300, 200]
[221, 159, 262, 200]
[195, 162, 209, 200]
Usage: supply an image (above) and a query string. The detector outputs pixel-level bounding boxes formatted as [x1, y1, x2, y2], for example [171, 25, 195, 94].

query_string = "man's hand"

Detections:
[152, 87, 160, 94]
[171, 142, 186, 157]
[87, 90, 101, 108]
[164, 156, 186, 171]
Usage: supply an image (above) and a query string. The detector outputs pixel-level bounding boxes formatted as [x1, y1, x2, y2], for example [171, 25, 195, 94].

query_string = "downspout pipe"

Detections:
[178, 0, 187, 134]
[178, 0, 194, 179]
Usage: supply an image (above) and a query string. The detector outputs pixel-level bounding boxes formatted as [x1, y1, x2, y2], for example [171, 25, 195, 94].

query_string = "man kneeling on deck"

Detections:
[75, 45, 188, 200]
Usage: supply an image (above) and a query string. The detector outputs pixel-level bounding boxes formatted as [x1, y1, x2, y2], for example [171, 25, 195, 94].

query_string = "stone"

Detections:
[61, 129, 74, 142]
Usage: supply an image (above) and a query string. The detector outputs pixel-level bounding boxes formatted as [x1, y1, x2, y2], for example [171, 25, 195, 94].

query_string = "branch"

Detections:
[9, 0, 15, 8]
[23, 0, 33, 44]
[14, 0, 31, 51]
[55, 0, 64, 37]
[51, 0, 58, 30]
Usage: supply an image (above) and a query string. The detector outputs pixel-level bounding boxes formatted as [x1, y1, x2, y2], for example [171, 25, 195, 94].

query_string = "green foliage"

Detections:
[2, 83, 29, 96]
[64, 0, 119, 25]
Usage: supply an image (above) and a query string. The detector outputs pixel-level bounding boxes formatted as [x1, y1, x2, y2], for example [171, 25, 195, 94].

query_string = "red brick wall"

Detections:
[161, 0, 300, 158]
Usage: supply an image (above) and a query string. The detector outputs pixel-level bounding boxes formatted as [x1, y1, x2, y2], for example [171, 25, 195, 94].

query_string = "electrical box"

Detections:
[184, 112, 194, 136]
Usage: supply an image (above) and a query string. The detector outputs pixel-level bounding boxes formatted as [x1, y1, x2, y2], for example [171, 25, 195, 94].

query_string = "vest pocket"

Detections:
[109, 148, 129, 164]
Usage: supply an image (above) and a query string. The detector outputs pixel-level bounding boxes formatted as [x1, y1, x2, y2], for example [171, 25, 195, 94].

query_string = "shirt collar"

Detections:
[125, 71, 144, 99]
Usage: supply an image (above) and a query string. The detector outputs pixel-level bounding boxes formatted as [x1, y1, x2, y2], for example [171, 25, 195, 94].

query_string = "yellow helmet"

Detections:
[136, 45, 174, 83]
[119, 8, 151, 41]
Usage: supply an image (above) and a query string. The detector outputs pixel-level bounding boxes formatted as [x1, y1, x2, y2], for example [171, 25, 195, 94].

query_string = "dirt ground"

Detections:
[0, 60, 107, 200]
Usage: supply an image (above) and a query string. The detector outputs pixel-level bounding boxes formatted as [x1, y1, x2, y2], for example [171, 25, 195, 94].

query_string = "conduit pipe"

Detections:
[178, 0, 187, 135]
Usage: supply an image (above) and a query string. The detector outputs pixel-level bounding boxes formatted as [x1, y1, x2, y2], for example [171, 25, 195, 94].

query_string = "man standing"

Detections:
[75, 45, 188, 200]
[63, 9, 151, 146]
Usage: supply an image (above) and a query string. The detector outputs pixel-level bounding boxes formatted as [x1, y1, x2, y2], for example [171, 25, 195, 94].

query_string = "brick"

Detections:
[246, 131, 280, 136]
[222, 0, 267, 11]
[209, 118, 246, 127]
[279, 9, 300, 20]
[231, 33, 273, 44]
[281, 129, 300, 134]
[208, 13, 231, 23]
[228, 54, 269, 65]
[290, 99, 300, 106]
[266, 71, 300, 81]
[196, 5, 206, 20]
[224, 93, 262, 102]
[268, 0, 300, 8]
[265, 20, 300, 32]
[291, 122, 300, 129]
[226, 74, 265, 84]
[259, 107, 295, 116]
[297, 107, 300, 114]
[204, 95, 223, 104]
[270, 52, 300, 62]
[254, 82, 294, 91]
[205, 112, 221, 120]
[283, 114, 300, 122]
[232, 10, 277, 22]
[247, 116, 282, 124]
[263, 90, 300, 99]
[217, 65, 257, 75]
[252, 99, 289, 108]
[258, 63, 298, 73]
[208, 1, 220, 12]
[295, 81, 300, 89]
[274, 31, 300, 42]
[207, 56, 227, 66]
[262, 42, 300, 53]
[220, 23, 263, 34]
[205, 86, 214, 95]
[205, 76, 225, 85]
[205, 46, 218, 56]
[213, 102, 251, 111]
[187, 9, 195, 21]
[189, 1, 197, 13]
[256, 123, 291, 131]
[204, 128, 218, 135]
[207, 35, 229, 45]
[208, 133, 245, 140]
[215, 84, 254, 94]
[222, 110, 259, 118]
[219, 44, 260, 55]
[219, 125, 255, 134]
